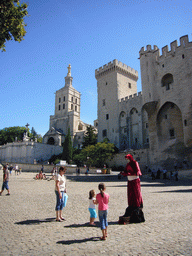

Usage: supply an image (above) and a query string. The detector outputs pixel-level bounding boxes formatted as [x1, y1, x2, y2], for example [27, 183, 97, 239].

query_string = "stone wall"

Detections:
[0, 142, 63, 164]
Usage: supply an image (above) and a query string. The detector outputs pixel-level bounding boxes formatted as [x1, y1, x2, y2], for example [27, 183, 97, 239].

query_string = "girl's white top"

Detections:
[89, 198, 96, 209]
[55, 174, 66, 192]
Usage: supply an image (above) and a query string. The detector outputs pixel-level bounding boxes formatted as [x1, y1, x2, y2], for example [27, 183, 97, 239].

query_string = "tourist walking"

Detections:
[0, 165, 10, 196]
[120, 154, 144, 223]
[55, 166, 67, 221]
[88, 189, 97, 225]
[9, 165, 13, 175]
[15, 164, 19, 175]
[96, 183, 109, 240]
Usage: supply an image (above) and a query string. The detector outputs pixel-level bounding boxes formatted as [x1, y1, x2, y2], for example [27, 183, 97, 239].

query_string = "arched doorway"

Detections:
[157, 102, 184, 149]
[47, 137, 55, 145]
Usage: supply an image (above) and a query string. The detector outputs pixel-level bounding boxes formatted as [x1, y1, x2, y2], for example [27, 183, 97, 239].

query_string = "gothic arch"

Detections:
[119, 111, 128, 150]
[141, 107, 149, 148]
[130, 108, 140, 149]
[156, 102, 184, 149]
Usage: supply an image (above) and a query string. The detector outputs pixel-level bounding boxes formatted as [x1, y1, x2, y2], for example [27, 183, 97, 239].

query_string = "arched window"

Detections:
[161, 73, 173, 91]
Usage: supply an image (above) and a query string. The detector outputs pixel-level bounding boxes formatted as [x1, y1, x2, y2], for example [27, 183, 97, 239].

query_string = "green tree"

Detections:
[29, 127, 42, 143]
[0, 0, 28, 51]
[0, 126, 26, 145]
[62, 128, 73, 164]
[93, 141, 115, 167]
[82, 125, 97, 148]
[73, 141, 115, 168]
[30, 127, 37, 138]
[0, 126, 43, 145]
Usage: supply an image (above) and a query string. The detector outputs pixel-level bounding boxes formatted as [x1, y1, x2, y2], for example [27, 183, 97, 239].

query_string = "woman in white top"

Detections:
[55, 166, 66, 221]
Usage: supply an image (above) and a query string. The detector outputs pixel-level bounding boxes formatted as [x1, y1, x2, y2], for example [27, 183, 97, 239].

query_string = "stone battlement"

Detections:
[95, 59, 138, 80]
[119, 91, 142, 103]
[139, 35, 191, 58]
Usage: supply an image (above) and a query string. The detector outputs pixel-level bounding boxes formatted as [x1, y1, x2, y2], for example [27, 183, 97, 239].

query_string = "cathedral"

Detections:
[43, 64, 91, 149]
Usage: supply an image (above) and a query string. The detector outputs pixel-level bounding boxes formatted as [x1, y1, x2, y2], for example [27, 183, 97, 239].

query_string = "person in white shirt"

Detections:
[55, 166, 67, 221]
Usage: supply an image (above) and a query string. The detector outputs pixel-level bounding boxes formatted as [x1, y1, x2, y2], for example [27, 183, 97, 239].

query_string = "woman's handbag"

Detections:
[63, 193, 68, 207]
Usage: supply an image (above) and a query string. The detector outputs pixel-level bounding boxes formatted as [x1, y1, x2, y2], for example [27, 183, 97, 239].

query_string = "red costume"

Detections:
[122, 154, 143, 208]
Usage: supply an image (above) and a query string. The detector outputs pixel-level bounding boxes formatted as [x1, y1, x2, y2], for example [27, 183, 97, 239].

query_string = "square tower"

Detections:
[95, 59, 138, 147]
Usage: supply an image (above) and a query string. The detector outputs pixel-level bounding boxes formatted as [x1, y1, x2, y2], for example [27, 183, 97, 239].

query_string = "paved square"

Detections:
[0, 171, 191, 255]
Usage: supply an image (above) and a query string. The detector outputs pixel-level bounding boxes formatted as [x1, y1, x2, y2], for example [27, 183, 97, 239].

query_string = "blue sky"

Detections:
[1, 0, 192, 136]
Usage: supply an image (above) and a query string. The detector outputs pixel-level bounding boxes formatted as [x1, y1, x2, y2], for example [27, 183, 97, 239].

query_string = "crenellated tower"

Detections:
[139, 35, 192, 159]
[95, 59, 138, 147]
[139, 45, 160, 104]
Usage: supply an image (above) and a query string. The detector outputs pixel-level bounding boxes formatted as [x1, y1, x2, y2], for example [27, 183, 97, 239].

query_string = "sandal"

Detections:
[100, 237, 106, 240]
[60, 217, 66, 221]
[56, 219, 62, 222]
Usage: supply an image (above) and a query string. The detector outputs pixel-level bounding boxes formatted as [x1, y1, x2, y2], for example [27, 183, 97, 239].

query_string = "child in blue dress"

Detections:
[88, 189, 97, 225]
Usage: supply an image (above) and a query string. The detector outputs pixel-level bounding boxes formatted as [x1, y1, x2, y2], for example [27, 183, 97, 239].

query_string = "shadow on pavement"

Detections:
[57, 237, 100, 245]
[140, 177, 192, 187]
[64, 222, 99, 228]
[153, 188, 192, 193]
[64, 221, 119, 229]
[15, 217, 56, 225]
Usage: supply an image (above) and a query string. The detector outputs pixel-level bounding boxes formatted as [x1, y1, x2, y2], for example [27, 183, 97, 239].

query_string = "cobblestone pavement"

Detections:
[0, 171, 192, 256]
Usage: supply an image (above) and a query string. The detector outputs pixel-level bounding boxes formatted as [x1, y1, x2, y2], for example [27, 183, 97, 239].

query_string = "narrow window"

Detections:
[71, 104, 73, 110]
[146, 138, 149, 143]
[165, 114, 167, 119]
[63, 96, 65, 101]
[59, 98, 61, 103]
[128, 83, 131, 88]
[146, 123, 148, 128]
[169, 128, 175, 138]
[106, 114, 109, 120]
[75, 98, 77, 104]
[58, 105, 61, 110]
[182, 54, 185, 59]
[106, 82, 107, 85]
[166, 83, 170, 90]
[102, 129, 107, 137]
[184, 120, 187, 126]
[63, 104, 65, 109]
[162, 64, 164, 68]
[135, 138, 138, 143]
[75, 106, 77, 111]
[102, 99, 105, 106]
[71, 97, 73, 102]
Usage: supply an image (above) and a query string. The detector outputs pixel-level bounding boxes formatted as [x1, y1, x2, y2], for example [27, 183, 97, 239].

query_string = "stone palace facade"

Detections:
[96, 35, 192, 167]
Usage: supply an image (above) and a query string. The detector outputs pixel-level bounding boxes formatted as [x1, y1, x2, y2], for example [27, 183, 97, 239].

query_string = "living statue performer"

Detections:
[119, 154, 145, 224]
